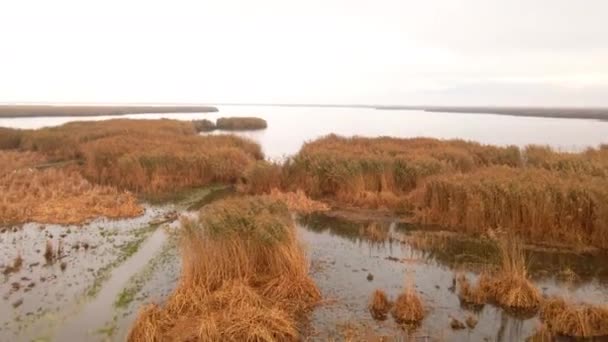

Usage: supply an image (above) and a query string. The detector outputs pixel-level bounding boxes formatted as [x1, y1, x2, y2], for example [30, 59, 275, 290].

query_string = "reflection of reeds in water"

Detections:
[128, 196, 320, 341]
[359, 223, 390, 243]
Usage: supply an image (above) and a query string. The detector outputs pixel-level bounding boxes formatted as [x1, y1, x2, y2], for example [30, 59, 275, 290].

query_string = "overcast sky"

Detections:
[1, 0, 606, 106]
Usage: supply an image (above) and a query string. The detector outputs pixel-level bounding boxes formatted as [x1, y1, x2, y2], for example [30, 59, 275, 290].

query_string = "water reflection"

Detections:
[296, 213, 608, 341]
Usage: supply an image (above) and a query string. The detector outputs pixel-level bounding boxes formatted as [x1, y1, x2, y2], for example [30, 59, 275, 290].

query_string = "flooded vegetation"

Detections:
[1, 116, 607, 341]
[128, 197, 319, 341]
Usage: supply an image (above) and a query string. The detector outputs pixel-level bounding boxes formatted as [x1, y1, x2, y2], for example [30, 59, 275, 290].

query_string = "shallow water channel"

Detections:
[298, 214, 608, 341]
[2, 197, 608, 341]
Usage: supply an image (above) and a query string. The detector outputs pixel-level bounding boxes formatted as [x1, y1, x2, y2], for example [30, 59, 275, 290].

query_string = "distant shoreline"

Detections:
[1, 103, 608, 121]
[375, 106, 608, 121]
[0, 105, 218, 118]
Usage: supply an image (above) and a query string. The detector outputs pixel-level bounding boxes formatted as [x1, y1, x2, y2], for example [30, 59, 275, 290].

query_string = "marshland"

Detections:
[1, 105, 608, 341]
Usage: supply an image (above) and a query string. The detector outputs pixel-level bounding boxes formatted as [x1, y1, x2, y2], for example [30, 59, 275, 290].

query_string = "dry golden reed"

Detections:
[282, 135, 608, 248]
[391, 276, 425, 325]
[265, 189, 329, 214]
[540, 297, 608, 338]
[128, 196, 320, 341]
[0, 166, 142, 225]
[368, 289, 392, 320]
[457, 239, 541, 313]
[3, 119, 263, 198]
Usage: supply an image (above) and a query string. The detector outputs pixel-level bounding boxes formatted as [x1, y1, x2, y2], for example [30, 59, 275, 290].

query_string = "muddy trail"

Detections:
[0, 187, 230, 342]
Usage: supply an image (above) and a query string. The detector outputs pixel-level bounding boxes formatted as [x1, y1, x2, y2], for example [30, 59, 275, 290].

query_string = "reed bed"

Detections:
[0, 167, 142, 225]
[412, 166, 608, 248]
[0, 150, 47, 176]
[2, 120, 263, 198]
[540, 297, 608, 338]
[128, 196, 320, 341]
[282, 135, 608, 248]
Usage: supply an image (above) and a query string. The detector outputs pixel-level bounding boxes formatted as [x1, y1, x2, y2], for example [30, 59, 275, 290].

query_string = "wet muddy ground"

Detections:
[0, 186, 225, 341]
[2, 193, 608, 341]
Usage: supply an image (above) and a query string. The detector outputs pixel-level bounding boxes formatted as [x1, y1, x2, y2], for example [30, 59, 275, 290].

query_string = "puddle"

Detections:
[297, 214, 608, 341]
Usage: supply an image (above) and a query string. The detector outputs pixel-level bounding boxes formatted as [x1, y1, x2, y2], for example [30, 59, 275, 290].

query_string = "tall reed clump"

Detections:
[540, 297, 608, 338]
[128, 196, 320, 341]
[368, 289, 392, 320]
[457, 239, 541, 314]
[391, 276, 425, 326]
[411, 166, 608, 248]
[216, 117, 268, 130]
[487, 239, 541, 313]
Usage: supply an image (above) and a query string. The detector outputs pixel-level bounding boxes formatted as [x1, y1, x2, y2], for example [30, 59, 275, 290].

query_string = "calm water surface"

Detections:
[1, 105, 608, 159]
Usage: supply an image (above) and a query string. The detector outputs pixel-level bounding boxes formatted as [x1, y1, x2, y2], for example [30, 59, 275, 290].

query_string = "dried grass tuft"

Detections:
[391, 278, 425, 325]
[128, 196, 320, 341]
[368, 289, 392, 320]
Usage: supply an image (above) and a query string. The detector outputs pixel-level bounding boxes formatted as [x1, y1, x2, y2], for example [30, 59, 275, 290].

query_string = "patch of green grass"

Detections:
[114, 236, 177, 309]
[95, 315, 118, 338]
[86, 224, 157, 298]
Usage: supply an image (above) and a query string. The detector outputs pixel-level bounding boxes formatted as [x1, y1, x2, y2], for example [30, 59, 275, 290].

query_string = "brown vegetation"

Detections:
[0, 150, 46, 176]
[391, 278, 425, 325]
[488, 239, 541, 312]
[265, 189, 329, 214]
[457, 240, 541, 313]
[282, 135, 608, 249]
[2, 119, 263, 198]
[457, 273, 491, 309]
[0, 166, 142, 225]
[128, 196, 320, 341]
[465, 314, 478, 329]
[368, 289, 392, 320]
[412, 166, 608, 248]
[540, 297, 608, 338]
[192, 119, 216, 132]
[239, 160, 283, 194]
[216, 117, 268, 130]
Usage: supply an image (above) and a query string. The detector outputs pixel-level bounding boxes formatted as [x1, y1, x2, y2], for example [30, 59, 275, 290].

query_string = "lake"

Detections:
[1, 105, 607, 159]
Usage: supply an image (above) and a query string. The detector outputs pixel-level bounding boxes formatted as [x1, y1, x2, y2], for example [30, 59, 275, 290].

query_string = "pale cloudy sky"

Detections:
[1, 0, 606, 105]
